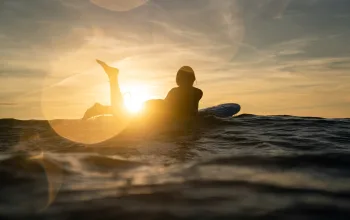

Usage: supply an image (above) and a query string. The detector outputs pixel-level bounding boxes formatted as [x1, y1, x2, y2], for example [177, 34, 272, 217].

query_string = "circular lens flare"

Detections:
[90, 0, 149, 12]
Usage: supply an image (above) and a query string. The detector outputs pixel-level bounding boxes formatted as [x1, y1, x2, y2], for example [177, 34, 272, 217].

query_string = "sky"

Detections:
[0, 0, 350, 119]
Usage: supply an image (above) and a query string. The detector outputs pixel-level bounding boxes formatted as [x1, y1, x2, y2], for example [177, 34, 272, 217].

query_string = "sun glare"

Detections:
[122, 85, 152, 113]
[124, 96, 144, 113]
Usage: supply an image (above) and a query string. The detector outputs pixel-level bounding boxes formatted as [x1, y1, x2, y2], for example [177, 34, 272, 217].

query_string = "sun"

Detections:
[124, 96, 145, 113]
[122, 85, 152, 113]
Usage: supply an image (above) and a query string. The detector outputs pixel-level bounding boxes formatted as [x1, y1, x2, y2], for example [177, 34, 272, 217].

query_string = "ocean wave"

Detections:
[1, 115, 350, 219]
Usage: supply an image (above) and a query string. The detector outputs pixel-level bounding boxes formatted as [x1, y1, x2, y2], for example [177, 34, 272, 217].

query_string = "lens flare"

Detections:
[30, 152, 63, 212]
[90, 0, 149, 12]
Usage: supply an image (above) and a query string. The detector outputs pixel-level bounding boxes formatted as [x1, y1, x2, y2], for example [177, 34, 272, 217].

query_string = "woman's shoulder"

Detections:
[169, 87, 179, 93]
[193, 87, 203, 99]
[193, 87, 203, 94]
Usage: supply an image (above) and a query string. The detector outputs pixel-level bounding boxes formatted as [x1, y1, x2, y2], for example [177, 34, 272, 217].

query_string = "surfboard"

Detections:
[84, 103, 241, 120]
[199, 103, 241, 118]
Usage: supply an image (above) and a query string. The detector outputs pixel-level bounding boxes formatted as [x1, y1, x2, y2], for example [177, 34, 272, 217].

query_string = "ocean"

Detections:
[1, 115, 350, 220]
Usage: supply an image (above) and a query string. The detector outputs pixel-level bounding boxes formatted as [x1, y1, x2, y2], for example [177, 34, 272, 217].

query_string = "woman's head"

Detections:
[176, 66, 196, 87]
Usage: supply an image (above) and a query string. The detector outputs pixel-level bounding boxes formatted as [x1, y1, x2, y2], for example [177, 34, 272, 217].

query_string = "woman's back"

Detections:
[165, 86, 203, 119]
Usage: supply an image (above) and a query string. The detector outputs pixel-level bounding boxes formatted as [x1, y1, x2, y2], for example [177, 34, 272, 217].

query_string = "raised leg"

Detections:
[82, 60, 125, 120]
[96, 59, 124, 113]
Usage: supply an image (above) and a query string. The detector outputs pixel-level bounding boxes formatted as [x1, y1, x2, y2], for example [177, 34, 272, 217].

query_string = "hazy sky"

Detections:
[1, 0, 350, 119]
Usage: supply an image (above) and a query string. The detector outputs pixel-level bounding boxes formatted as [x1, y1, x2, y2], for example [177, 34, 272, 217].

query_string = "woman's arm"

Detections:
[197, 89, 203, 101]
[165, 88, 175, 102]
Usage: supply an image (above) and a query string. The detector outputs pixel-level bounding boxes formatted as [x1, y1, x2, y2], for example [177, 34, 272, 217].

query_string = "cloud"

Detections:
[278, 57, 350, 77]
[0, 67, 46, 77]
[0, 0, 81, 46]
[278, 34, 350, 61]
[0, 102, 17, 106]
[1, 0, 350, 118]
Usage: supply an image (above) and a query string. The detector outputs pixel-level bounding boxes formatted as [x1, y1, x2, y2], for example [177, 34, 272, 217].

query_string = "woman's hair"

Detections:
[176, 66, 196, 87]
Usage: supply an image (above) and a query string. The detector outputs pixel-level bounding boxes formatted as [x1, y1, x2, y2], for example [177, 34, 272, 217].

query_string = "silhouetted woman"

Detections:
[83, 61, 203, 122]
[139, 66, 203, 123]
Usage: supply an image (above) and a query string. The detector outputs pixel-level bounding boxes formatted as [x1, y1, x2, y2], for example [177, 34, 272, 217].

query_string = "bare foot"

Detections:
[96, 59, 119, 79]
[82, 103, 112, 120]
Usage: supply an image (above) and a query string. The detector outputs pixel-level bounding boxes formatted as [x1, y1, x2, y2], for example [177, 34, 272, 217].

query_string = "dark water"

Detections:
[1, 115, 350, 220]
